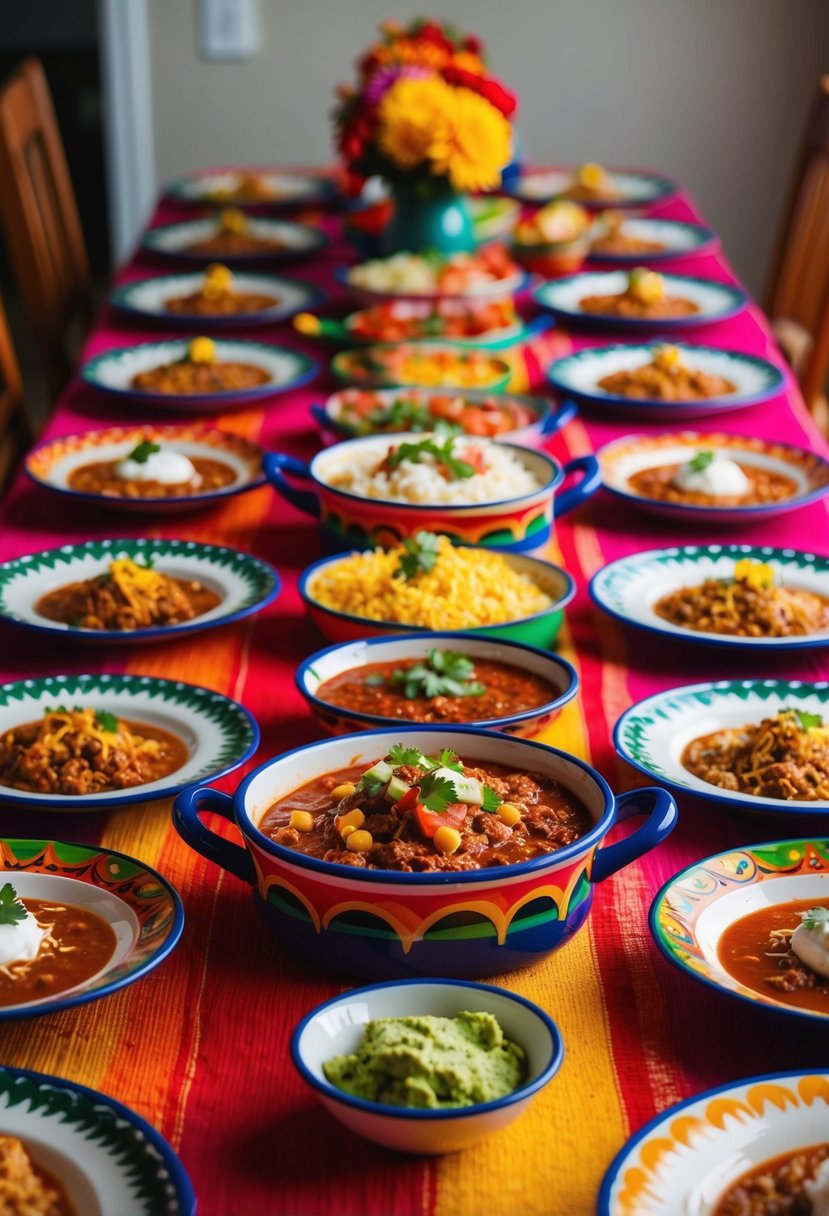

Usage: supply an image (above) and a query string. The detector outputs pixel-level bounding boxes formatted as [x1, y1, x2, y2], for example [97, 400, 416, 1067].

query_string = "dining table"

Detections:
[0, 170, 827, 1216]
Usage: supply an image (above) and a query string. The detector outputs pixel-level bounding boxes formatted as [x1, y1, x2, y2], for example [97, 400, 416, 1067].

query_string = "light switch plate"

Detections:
[199, 0, 260, 62]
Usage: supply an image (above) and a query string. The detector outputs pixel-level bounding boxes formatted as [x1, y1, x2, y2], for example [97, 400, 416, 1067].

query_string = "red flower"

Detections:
[417, 21, 455, 53]
[464, 34, 483, 54]
[442, 66, 518, 118]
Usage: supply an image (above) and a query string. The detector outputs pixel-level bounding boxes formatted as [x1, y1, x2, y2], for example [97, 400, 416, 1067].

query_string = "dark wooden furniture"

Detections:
[0, 289, 32, 493]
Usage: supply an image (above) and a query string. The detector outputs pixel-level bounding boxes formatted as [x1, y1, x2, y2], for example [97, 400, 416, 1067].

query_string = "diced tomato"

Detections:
[414, 803, 467, 839]
[459, 445, 487, 473]
[394, 785, 421, 813]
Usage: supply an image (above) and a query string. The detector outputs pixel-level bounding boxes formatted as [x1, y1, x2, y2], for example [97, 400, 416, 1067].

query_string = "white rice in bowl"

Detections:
[317, 434, 545, 505]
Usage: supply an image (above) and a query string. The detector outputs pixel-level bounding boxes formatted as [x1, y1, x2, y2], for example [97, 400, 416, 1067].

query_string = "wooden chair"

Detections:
[765, 74, 829, 431]
[0, 57, 92, 403]
[0, 289, 32, 494]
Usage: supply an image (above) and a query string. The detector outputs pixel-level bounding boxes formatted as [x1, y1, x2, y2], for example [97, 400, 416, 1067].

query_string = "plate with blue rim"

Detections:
[587, 217, 718, 262]
[614, 678, 829, 815]
[0, 672, 259, 811]
[546, 342, 784, 417]
[591, 544, 829, 652]
[142, 215, 328, 264]
[501, 167, 678, 208]
[165, 167, 337, 208]
[0, 1063, 195, 1212]
[110, 271, 327, 329]
[0, 837, 184, 1021]
[80, 339, 318, 411]
[0, 538, 280, 645]
[534, 273, 747, 331]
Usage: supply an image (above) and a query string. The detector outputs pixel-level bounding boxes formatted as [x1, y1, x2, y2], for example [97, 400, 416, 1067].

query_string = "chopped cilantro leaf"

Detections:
[395, 531, 441, 582]
[391, 651, 485, 701]
[364, 673, 386, 687]
[802, 906, 829, 931]
[95, 709, 119, 733]
[689, 450, 715, 473]
[417, 773, 457, 814]
[481, 784, 503, 814]
[0, 883, 27, 927]
[358, 775, 385, 798]
[794, 709, 824, 731]
[127, 440, 161, 465]
[438, 748, 464, 772]
[388, 744, 425, 768]
[386, 432, 475, 482]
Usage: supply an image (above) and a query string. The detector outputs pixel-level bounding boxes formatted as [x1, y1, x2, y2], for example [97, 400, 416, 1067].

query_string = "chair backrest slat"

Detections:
[0, 289, 31, 493]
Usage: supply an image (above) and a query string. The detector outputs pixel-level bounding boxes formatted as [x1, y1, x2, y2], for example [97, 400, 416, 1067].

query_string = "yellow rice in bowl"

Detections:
[306, 536, 553, 630]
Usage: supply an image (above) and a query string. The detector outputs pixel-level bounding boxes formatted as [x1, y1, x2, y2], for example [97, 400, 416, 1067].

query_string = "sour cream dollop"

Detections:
[790, 910, 829, 979]
[0, 908, 47, 968]
[671, 451, 750, 497]
[806, 1159, 829, 1216]
[116, 448, 200, 486]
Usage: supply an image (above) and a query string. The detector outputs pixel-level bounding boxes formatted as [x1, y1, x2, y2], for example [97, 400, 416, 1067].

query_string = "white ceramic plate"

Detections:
[591, 544, 829, 651]
[142, 216, 327, 264]
[503, 168, 677, 207]
[535, 273, 747, 330]
[614, 679, 829, 814]
[166, 168, 335, 207]
[110, 272, 327, 328]
[588, 217, 718, 262]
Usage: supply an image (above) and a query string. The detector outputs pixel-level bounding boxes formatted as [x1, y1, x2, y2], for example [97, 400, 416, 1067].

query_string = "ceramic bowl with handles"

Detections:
[172, 726, 677, 980]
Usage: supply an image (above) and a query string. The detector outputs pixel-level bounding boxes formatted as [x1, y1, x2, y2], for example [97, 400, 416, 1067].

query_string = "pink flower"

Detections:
[364, 64, 430, 106]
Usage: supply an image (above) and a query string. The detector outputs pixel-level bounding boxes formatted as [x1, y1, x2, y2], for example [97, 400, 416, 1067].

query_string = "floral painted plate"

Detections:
[165, 167, 336, 208]
[614, 678, 829, 815]
[598, 432, 829, 524]
[80, 339, 317, 410]
[0, 838, 183, 1020]
[25, 424, 266, 513]
[587, 217, 718, 262]
[650, 837, 829, 1026]
[546, 343, 784, 417]
[535, 274, 747, 331]
[0, 538, 280, 644]
[111, 271, 327, 329]
[591, 544, 829, 651]
[502, 167, 678, 208]
[142, 216, 328, 264]
[0, 1063, 195, 1212]
[0, 672, 258, 810]
[598, 1070, 829, 1215]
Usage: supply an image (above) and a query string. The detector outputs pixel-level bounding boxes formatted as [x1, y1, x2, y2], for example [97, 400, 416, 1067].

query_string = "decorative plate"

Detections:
[591, 544, 829, 651]
[80, 339, 317, 410]
[546, 343, 784, 417]
[534, 274, 747, 331]
[614, 678, 829, 815]
[142, 216, 328, 264]
[587, 217, 718, 262]
[0, 672, 259, 810]
[25, 424, 266, 513]
[0, 538, 280, 644]
[650, 837, 829, 1026]
[165, 167, 336, 208]
[0, 838, 183, 1020]
[598, 1070, 829, 1216]
[110, 272, 327, 329]
[335, 265, 531, 308]
[0, 1063, 195, 1213]
[502, 168, 677, 208]
[598, 432, 829, 524]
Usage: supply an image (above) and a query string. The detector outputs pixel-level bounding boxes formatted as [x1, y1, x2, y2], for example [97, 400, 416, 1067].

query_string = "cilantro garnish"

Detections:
[127, 440, 161, 465]
[0, 883, 27, 927]
[95, 709, 119, 733]
[417, 771, 458, 813]
[391, 650, 485, 701]
[437, 748, 464, 773]
[801, 907, 829, 931]
[370, 397, 434, 433]
[395, 531, 441, 581]
[481, 784, 503, 814]
[386, 432, 475, 482]
[388, 744, 425, 768]
[689, 450, 714, 473]
[359, 775, 386, 798]
[792, 709, 823, 731]
[364, 673, 386, 687]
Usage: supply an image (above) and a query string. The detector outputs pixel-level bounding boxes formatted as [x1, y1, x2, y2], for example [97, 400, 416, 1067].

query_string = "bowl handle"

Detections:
[262, 452, 320, 518]
[540, 398, 578, 437]
[554, 454, 602, 517]
[172, 786, 255, 886]
[590, 787, 677, 884]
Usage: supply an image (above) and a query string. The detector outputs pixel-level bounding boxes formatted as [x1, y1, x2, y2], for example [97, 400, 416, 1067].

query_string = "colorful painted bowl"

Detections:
[546, 343, 785, 417]
[172, 725, 677, 980]
[110, 271, 327, 329]
[25, 424, 267, 514]
[295, 632, 579, 737]
[330, 343, 513, 392]
[591, 544, 829, 653]
[311, 387, 578, 450]
[80, 339, 317, 411]
[263, 433, 601, 555]
[614, 678, 829, 816]
[335, 265, 531, 309]
[502, 167, 678, 209]
[142, 216, 328, 264]
[291, 979, 564, 1154]
[0, 1064, 195, 1214]
[0, 538, 280, 645]
[0, 672, 258, 811]
[587, 218, 718, 263]
[598, 431, 829, 524]
[165, 167, 336, 209]
[302, 306, 538, 351]
[299, 549, 576, 648]
[535, 274, 747, 331]
[650, 836, 829, 1026]
[598, 1070, 829, 1216]
[0, 838, 183, 1020]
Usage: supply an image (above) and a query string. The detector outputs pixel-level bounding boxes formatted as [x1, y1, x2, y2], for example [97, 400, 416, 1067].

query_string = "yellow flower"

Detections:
[427, 86, 512, 192]
[734, 558, 776, 590]
[378, 77, 454, 171]
[188, 337, 216, 364]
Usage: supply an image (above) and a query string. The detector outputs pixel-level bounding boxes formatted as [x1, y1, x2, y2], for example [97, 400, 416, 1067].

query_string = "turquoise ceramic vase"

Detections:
[383, 177, 475, 254]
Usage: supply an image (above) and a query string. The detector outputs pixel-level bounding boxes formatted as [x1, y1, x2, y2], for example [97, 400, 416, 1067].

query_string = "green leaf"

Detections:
[388, 744, 425, 767]
[793, 709, 823, 731]
[801, 906, 829, 931]
[394, 531, 441, 581]
[386, 430, 475, 483]
[689, 450, 715, 473]
[0, 882, 27, 927]
[359, 775, 386, 799]
[417, 773, 457, 813]
[390, 650, 485, 701]
[438, 748, 464, 773]
[126, 440, 161, 465]
[95, 709, 119, 733]
[364, 673, 386, 687]
[481, 784, 503, 814]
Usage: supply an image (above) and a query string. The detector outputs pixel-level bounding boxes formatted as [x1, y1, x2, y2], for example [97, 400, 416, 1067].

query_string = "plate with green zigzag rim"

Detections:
[0, 538, 280, 644]
[0, 673, 258, 810]
[614, 679, 829, 814]
[0, 1063, 194, 1212]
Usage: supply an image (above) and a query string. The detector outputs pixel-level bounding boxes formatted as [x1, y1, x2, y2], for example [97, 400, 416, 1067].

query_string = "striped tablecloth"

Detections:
[0, 181, 826, 1216]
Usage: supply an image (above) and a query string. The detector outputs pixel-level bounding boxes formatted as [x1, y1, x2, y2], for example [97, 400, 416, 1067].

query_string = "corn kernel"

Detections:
[336, 808, 364, 834]
[498, 802, 522, 827]
[288, 810, 314, 833]
[331, 782, 357, 800]
[188, 336, 216, 364]
[346, 830, 373, 853]
[340, 824, 356, 840]
[434, 826, 462, 855]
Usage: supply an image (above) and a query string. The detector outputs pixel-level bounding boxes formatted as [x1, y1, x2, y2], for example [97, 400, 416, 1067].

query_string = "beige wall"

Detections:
[147, 0, 829, 295]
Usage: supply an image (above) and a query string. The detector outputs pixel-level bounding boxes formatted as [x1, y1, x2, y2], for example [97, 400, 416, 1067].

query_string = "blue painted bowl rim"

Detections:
[0, 539, 281, 643]
[333, 265, 534, 302]
[586, 219, 718, 262]
[290, 977, 564, 1121]
[109, 273, 328, 325]
[233, 722, 617, 885]
[596, 1067, 829, 1215]
[164, 169, 337, 206]
[81, 340, 318, 407]
[546, 342, 785, 409]
[294, 630, 579, 730]
[648, 836, 829, 1028]
[501, 168, 679, 206]
[297, 548, 577, 634]
[613, 677, 829, 817]
[0, 1062, 196, 1212]
[0, 836, 185, 1022]
[142, 218, 329, 261]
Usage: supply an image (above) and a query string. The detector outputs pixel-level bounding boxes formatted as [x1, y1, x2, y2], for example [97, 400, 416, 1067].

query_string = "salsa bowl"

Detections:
[330, 342, 513, 393]
[172, 726, 677, 979]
